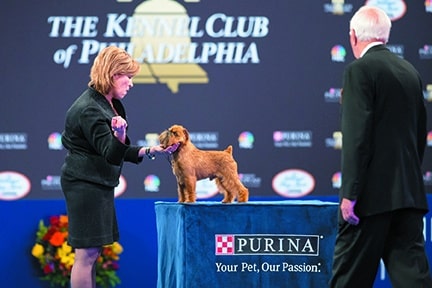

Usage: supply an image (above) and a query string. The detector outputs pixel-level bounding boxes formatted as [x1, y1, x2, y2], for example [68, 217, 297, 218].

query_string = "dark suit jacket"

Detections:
[61, 87, 143, 187]
[340, 45, 428, 217]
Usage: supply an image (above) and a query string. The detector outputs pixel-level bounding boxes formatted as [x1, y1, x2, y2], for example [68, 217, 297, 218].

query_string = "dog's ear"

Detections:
[182, 127, 189, 141]
[158, 130, 168, 147]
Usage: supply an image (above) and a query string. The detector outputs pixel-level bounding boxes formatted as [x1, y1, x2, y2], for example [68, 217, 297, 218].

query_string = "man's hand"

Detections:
[340, 198, 360, 225]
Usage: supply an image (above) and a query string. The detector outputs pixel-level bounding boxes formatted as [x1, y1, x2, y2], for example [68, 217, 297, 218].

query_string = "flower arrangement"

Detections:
[31, 214, 123, 288]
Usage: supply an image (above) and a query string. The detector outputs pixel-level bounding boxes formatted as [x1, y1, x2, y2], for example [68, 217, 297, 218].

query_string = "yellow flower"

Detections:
[111, 242, 123, 255]
[57, 242, 75, 269]
[31, 243, 44, 258]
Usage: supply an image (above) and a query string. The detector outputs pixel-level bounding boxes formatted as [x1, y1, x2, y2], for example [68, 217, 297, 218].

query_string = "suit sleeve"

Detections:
[416, 79, 427, 163]
[340, 63, 374, 200]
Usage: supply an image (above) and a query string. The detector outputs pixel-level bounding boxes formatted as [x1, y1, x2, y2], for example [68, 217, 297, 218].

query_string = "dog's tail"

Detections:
[224, 145, 233, 154]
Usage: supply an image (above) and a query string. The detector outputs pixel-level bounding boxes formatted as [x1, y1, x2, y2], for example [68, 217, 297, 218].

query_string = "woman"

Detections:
[60, 46, 168, 288]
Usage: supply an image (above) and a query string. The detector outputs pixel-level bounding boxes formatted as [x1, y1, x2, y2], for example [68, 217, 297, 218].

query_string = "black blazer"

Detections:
[61, 87, 143, 187]
[340, 45, 428, 217]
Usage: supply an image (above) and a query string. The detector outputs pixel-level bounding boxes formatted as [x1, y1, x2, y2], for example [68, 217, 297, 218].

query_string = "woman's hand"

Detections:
[139, 144, 178, 159]
[111, 116, 127, 143]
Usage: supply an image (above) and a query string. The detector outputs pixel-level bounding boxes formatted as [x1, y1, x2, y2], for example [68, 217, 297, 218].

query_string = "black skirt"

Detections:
[61, 171, 119, 248]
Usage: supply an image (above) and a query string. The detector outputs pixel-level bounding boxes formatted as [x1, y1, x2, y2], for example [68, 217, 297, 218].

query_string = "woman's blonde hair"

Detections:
[88, 46, 140, 95]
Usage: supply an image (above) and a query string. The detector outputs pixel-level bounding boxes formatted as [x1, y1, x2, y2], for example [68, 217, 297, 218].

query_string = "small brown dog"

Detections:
[159, 124, 249, 203]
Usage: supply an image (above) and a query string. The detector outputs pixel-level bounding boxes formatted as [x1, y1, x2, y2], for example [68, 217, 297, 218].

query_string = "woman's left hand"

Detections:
[111, 116, 128, 133]
[111, 116, 127, 143]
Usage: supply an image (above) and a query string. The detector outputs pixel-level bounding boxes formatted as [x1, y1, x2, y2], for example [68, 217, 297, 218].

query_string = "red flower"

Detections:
[49, 215, 60, 227]
[42, 227, 55, 242]
[43, 263, 54, 274]
[49, 231, 65, 247]
[103, 247, 114, 258]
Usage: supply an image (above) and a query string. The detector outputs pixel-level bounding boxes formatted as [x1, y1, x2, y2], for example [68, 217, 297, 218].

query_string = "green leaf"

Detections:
[36, 220, 48, 241]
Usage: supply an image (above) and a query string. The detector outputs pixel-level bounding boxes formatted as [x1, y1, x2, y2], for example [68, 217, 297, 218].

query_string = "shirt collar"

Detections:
[360, 41, 384, 58]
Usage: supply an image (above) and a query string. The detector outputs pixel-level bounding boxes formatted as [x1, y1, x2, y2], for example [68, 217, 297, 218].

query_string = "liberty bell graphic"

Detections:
[130, 0, 208, 93]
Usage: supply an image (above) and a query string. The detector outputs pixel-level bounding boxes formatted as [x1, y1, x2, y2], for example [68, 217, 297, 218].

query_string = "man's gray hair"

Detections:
[350, 6, 392, 43]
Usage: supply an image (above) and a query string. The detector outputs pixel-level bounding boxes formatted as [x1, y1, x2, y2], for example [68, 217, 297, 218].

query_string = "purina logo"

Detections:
[215, 234, 320, 256]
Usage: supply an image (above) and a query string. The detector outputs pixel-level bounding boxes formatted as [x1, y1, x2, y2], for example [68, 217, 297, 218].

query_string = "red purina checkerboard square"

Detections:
[215, 235, 234, 255]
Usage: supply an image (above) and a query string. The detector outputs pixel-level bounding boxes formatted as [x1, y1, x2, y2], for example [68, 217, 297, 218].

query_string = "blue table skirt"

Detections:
[155, 200, 338, 288]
